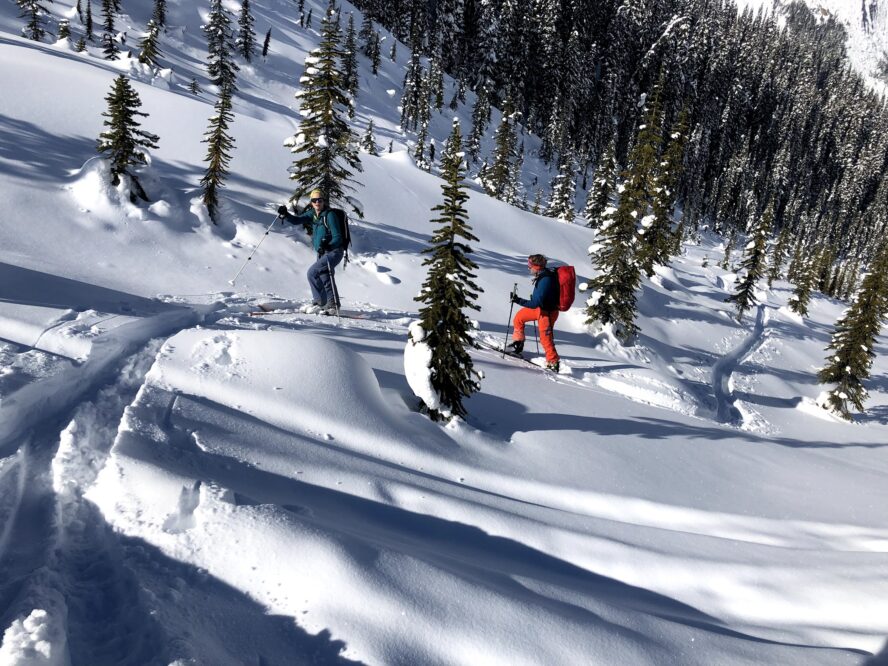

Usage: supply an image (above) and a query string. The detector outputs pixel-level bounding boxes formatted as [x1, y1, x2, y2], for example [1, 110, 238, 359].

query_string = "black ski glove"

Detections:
[510, 292, 520, 304]
[277, 205, 289, 217]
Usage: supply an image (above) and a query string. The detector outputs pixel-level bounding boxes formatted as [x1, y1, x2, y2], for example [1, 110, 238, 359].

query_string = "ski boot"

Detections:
[505, 339, 524, 356]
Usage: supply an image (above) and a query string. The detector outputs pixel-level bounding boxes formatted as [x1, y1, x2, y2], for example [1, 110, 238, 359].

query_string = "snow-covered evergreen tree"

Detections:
[546, 152, 577, 222]
[818, 244, 888, 419]
[341, 13, 359, 104]
[414, 119, 482, 421]
[583, 140, 617, 229]
[720, 229, 737, 270]
[58, 19, 70, 41]
[585, 92, 666, 342]
[236, 0, 256, 62]
[788, 251, 817, 316]
[482, 104, 519, 202]
[138, 19, 162, 67]
[200, 83, 235, 224]
[360, 120, 378, 155]
[767, 223, 791, 286]
[204, 0, 239, 92]
[100, 0, 119, 60]
[19, 0, 53, 42]
[726, 203, 772, 321]
[96, 75, 159, 200]
[400, 49, 424, 131]
[640, 108, 687, 276]
[284, 2, 363, 215]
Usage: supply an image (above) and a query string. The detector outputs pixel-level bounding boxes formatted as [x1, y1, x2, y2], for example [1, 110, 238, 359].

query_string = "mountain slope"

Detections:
[1, 1, 887, 664]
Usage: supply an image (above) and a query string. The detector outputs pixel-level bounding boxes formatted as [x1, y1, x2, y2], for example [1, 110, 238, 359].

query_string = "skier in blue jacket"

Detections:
[278, 189, 344, 314]
[507, 254, 561, 371]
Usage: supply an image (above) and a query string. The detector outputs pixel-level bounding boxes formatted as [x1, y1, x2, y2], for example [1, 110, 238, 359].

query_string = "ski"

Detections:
[247, 307, 370, 320]
[473, 338, 557, 372]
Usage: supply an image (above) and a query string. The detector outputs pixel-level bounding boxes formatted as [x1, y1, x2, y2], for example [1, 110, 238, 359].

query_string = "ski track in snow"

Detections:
[712, 304, 769, 427]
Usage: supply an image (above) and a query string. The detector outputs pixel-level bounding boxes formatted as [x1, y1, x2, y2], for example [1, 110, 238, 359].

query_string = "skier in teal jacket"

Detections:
[279, 189, 344, 314]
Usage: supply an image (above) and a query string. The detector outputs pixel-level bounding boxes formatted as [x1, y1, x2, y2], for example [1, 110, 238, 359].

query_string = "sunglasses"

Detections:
[311, 197, 324, 203]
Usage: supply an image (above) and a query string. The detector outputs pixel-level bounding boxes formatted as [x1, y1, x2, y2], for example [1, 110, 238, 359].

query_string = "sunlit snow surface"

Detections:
[1, 0, 888, 664]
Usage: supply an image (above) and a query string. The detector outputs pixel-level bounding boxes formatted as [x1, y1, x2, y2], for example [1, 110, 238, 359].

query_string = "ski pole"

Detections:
[228, 212, 282, 286]
[325, 254, 341, 319]
[502, 283, 518, 358]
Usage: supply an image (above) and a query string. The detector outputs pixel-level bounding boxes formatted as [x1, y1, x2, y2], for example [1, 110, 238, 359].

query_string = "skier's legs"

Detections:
[318, 249, 344, 305]
[306, 257, 326, 304]
[512, 307, 540, 341]
[539, 310, 560, 363]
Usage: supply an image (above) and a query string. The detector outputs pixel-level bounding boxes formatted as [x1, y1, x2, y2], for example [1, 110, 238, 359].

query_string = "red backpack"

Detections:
[555, 265, 576, 311]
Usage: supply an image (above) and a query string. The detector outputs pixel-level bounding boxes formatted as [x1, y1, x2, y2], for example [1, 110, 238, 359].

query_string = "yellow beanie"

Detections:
[310, 189, 324, 200]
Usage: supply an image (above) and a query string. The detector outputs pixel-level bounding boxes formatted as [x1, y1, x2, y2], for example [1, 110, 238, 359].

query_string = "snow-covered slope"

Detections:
[1, 1, 887, 664]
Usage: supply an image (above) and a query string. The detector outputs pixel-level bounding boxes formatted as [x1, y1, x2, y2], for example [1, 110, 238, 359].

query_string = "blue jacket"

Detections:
[287, 207, 344, 254]
[518, 269, 560, 311]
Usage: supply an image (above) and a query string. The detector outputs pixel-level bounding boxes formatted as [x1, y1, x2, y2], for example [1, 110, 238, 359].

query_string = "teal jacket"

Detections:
[287, 207, 344, 254]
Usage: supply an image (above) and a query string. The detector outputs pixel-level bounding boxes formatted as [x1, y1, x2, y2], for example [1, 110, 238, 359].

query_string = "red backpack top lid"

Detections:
[555, 265, 576, 312]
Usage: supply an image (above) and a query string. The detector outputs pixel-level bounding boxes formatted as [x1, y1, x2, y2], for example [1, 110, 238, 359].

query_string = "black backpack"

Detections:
[324, 208, 351, 267]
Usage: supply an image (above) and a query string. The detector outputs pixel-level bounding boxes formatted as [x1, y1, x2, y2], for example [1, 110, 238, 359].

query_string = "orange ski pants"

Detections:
[512, 307, 560, 363]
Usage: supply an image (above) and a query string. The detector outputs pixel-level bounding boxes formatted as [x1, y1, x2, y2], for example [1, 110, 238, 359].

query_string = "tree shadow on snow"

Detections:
[0, 116, 96, 183]
[467, 391, 888, 449]
[0, 261, 185, 315]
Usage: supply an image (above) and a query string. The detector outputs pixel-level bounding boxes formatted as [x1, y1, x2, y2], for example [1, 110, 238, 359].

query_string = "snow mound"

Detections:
[146, 328, 419, 450]
[0, 609, 68, 666]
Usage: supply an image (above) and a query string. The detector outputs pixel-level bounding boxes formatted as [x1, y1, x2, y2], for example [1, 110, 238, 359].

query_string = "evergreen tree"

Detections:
[400, 49, 424, 131]
[546, 152, 577, 222]
[188, 78, 201, 94]
[19, 0, 53, 42]
[767, 223, 792, 286]
[626, 89, 665, 276]
[58, 19, 70, 41]
[96, 75, 159, 199]
[76, 0, 82, 21]
[389, 40, 396, 62]
[817, 244, 888, 419]
[200, 82, 236, 224]
[640, 109, 688, 276]
[788, 252, 817, 316]
[368, 30, 381, 75]
[261, 28, 271, 58]
[138, 19, 162, 66]
[152, 0, 166, 28]
[360, 120, 378, 155]
[85, 0, 93, 41]
[341, 13, 359, 102]
[726, 203, 772, 321]
[585, 178, 642, 343]
[583, 140, 617, 229]
[204, 0, 239, 92]
[531, 188, 543, 215]
[100, 0, 119, 60]
[236, 0, 256, 62]
[75, 36, 87, 51]
[414, 119, 482, 421]
[284, 2, 363, 215]
[720, 229, 737, 270]
[482, 104, 519, 201]
[428, 52, 444, 111]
